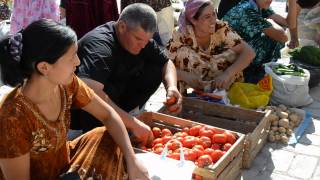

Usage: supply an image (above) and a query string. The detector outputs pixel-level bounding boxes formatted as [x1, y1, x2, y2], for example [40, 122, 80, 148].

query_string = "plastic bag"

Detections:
[156, 6, 174, 45]
[264, 62, 313, 107]
[228, 75, 273, 109]
[135, 141, 196, 180]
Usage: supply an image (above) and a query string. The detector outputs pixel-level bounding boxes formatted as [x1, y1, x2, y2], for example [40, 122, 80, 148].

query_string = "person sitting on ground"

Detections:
[166, 0, 255, 94]
[0, 19, 150, 180]
[71, 3, 182, 144]
[222, 0, 289, 83]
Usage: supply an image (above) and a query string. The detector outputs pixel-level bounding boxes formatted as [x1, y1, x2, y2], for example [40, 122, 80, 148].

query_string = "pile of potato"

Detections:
[262, 105, 302, 143]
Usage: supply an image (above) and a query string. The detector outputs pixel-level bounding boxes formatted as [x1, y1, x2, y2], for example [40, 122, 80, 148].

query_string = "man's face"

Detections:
[118, 22, 154, 55]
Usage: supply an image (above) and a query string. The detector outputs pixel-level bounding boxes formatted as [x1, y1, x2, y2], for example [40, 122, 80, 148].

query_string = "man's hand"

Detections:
[166, 86, 182, 113]
[130, 117, 154, 147]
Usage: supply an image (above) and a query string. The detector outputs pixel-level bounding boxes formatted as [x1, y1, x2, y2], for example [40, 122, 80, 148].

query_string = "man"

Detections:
[72, 3, 182, 146]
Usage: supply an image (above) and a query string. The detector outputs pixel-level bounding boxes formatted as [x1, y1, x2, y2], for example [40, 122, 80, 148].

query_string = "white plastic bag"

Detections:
[135, 141, 196, 180]
[264, 62, 313, 107]
[0, 20, 10, 39]
[156, 6, 174, 45]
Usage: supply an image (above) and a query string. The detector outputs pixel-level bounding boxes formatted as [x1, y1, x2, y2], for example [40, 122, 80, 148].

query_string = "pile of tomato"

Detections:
[144, 124, 237, 169]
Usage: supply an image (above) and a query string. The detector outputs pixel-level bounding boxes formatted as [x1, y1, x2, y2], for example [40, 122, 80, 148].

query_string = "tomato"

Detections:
[222, 143, 232, 151]
[196, 154, 213, 167]
[165, 96, 177, 105]
[152, 138, 163, 146]
[199, 136, 212, 149]
[167, 139, 181, 151]
[195, 175, 203, 180]
[192, 146, 204, 158]
[175, 136, 184, 143]
[162, 136, 173, 144]
[182, 136, 198, 148]
[183, 149, 197, 162]
[199, 126, 214, 138]
[168, 105, 179, 112]
[224, 131, 236, 144]
[203, 148, 215, 156]
[212, 134, 227, 144]
[174, 132, 188, 138]
[153, 143, 163, 150]
[211, 143, 221, 150]
[189, 125, 203, 136]
[153, 147, 164, 154]
[152, 127, 161, 138]
[211, 149, 224, 162]
[182, 127, 190, 134]
[193, 144, 204, 151]
[161, 128, 172, 137]
[167, 152, 180, 160]
[208, 126, 225, 134]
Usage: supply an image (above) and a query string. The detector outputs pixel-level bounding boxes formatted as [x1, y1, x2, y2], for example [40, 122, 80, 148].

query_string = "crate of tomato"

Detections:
[138, 112, 245, 180]
[163, 97, 271, 168]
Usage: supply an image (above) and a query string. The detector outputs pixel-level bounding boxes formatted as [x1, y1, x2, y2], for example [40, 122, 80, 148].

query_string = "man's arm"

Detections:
[81, 78, 153, 147]
[161, 60, 182, 113]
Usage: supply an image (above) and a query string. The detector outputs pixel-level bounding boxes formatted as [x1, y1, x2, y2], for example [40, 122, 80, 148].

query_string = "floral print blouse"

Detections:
[166, 20, 244, 92]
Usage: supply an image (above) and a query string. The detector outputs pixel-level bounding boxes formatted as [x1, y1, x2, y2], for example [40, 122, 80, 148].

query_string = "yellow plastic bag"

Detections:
[228, 75, 273, 109]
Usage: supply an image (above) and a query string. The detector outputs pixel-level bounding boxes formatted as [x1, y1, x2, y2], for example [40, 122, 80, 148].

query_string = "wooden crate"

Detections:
[162, 97, 271, 168]
[138, 112, 245, 180]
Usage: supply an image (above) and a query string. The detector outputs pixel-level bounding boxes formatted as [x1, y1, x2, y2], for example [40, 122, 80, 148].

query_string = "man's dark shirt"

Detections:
[77, 21, 169, 105]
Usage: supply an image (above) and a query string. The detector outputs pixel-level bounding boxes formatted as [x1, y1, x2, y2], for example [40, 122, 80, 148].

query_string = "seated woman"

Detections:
[166, 0, 255, 93]
[223, 0, 289, 83]
[0, 19, 149, 180]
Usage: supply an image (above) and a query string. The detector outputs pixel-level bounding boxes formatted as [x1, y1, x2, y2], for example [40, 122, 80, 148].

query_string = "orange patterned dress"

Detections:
[0, 76, 126, 180]
[166, 20, 245, 92]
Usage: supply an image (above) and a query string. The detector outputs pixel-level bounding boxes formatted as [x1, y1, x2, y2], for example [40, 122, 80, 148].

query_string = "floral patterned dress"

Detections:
[166, 20, 244, 93]
[222, 0, 285, 83]
[0, 76, 125, 180]
[10, 0, 60, 34]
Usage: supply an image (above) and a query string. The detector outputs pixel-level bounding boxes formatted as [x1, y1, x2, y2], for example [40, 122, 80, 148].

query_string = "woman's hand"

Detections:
[130, 118, 154, 147]
[212, 71, 233, 90]
[288, 38, 299, 49]
[177, 70, 206, 90]
[126, 157, 150, 180]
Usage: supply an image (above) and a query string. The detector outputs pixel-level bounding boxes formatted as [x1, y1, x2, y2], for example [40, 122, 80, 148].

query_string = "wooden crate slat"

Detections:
[217, 153, 243, 180]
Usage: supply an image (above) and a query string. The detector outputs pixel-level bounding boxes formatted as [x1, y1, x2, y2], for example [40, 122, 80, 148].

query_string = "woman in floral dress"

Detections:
[166, 0, 254, 93]
[0, 19, 150, 180]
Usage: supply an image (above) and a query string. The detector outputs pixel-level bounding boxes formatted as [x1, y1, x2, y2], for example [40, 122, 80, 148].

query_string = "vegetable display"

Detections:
[272, 64, 305, 76]
[289, 46, 320, 66]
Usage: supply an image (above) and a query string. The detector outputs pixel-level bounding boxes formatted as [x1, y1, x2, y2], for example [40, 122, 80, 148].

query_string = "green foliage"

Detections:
[289, 46, 320, 66]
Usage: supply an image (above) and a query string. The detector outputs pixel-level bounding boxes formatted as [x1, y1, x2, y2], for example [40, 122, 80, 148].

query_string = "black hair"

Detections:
[193, 2, 212, 20]
[0, 19, 77, 87]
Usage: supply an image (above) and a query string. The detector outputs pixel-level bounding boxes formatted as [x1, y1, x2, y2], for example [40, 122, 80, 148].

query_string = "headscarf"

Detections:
[178, 0, 212, 33]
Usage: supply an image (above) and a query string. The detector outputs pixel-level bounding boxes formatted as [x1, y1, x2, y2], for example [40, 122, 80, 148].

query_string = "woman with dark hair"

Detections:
[166, 0, 255, 93]
[0, 19, 149, 180]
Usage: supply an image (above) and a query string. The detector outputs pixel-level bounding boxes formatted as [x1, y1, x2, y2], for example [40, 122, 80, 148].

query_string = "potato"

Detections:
[286, 129, 293, 136]
[275, 134, 281, 141]
[277, 111, 289, 119]
[269, 114, 279, 122]
[280, 135, 289, 143]
[271, 126, 278, 132]
[272, 120, 279, 126]
[279, 118, 290, 128]
[289, 113, 301, 123]
[278, 104, 287, 111]
[268, 134, 276, 142]
[278, 127, 286, 133]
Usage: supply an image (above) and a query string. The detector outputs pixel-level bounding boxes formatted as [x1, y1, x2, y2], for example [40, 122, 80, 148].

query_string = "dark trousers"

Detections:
[71, 62, 163, 132]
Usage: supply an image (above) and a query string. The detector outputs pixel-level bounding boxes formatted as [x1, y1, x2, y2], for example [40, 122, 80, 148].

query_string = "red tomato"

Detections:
[224, 131, 236, 144]
[161, 128, 172, 137]
[167, 152, 180, 160]
[167, 139, 181, 151]
[189, 125, 203, 136]
[182, 136, 198, 148]
[175, 136, 184, 143]
[196, 154, 213, 167]
[222, 143, 232, 151]
[192, 146, 204, 158]
[199, 126, 214, 138]
[193, 144, 205, 151]
[153, 147, 164, 154]
[199, 136, 212, 149]
[165, 96, 177, 105]
[182, 127, 190, 134]
[208, 126, 225, 134]
[211, 150, 224, 162]
[212, 134, 227, 144]
[153, 143, 163, 150]
[162, 136, 173, 144]
[211, 143, 221, 150]
[168, 105, 179, 112]
[183, 149, 197, 162]
[195, 175, 203, 180]
[174, 132, 188, 138]
[203, 148, 215, 156]
[152, 127, 162, 138]
[152, 138, 163, 146]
